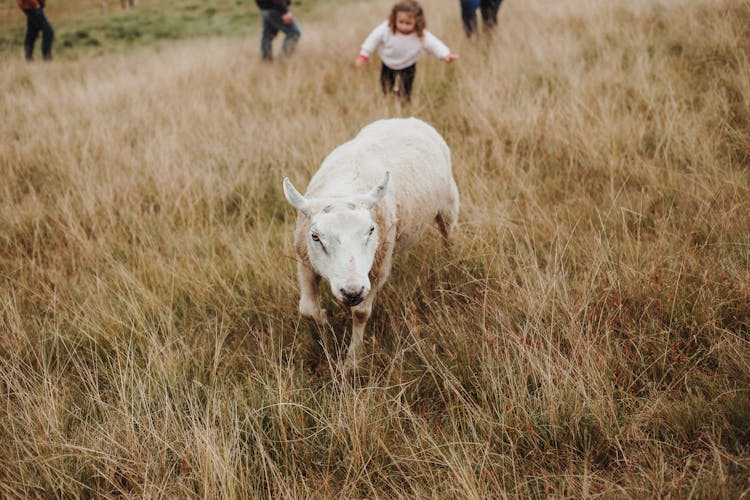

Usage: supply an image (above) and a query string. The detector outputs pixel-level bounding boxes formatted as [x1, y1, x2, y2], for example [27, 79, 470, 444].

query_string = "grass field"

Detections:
[1, 0, 749, 497]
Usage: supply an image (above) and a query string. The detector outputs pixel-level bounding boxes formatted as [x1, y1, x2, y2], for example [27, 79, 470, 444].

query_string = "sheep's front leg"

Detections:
[297, 262, 327, 323]
[342, 293, 377, 373]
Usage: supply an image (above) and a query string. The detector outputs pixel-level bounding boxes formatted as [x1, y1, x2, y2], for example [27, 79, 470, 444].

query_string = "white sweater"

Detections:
[359, 21, 451, 70]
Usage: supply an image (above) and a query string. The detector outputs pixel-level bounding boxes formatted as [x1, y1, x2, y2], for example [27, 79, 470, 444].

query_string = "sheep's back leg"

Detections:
[435, 210, 457, 246]
[435, 184, 460, 245]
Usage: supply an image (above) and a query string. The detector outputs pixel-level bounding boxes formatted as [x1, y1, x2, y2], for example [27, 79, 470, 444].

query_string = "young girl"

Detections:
[355, 0, 458, 102]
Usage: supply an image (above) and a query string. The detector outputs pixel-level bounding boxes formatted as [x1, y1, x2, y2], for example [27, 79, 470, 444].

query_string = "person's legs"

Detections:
[460, 0, 480, 37]
[279, 20, 301, 57]
[480, 0, 502, 30]
[260, 9, 301, 60]
[37, 9, 54, 60]
[399, 64, 416, 102]
[23, 9, 40, 61]
[380, 64, 397, 96]
[260, 9, 279, 60]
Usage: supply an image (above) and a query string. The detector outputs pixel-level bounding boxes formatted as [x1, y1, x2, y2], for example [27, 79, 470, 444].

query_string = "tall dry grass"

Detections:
[1, 0, 749, 496]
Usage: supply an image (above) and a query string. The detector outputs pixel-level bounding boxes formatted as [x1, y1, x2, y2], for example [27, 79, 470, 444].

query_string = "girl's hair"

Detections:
[388, 0, 426, 38]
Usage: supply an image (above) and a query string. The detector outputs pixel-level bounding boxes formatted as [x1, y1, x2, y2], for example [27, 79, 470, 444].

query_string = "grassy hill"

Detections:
[0, 0, 333, 57]
[1, 0, 749, 496]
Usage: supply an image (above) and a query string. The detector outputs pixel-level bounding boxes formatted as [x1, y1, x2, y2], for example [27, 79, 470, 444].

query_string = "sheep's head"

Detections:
[283, 172, 390, 307]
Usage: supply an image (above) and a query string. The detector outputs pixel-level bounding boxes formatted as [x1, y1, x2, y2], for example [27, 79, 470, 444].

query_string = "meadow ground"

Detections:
[1, 0, 749, 497]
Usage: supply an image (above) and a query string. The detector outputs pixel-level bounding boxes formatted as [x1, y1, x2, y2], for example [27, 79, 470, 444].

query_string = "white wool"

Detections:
[283, 117, 459, 372]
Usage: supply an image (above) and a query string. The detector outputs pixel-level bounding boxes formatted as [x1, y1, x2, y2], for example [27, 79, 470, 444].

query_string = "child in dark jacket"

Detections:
[255, 0, 301, 61]
[17, 0, 54, 61]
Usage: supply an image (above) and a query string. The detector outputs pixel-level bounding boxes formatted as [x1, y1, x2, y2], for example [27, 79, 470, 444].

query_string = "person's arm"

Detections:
[423, 31, 459, 62]
[280, 0, 294, 23]
[260, 0, 293, 24]
[257, 0, 289, 14]
[18, 0, 41, 9]
[355, 21, 387, 66]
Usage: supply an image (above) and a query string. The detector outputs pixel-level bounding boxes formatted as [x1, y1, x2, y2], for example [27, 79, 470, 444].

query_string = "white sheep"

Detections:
[283, 117, 459, 371]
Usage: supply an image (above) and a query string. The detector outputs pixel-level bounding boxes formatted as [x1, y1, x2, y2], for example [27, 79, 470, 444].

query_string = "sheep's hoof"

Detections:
[339, 353, 357, 376]
[300, 303, 328, 324]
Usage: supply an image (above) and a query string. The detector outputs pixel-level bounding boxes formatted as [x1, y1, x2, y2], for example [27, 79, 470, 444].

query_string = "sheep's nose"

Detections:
[340, 287, 365, 306]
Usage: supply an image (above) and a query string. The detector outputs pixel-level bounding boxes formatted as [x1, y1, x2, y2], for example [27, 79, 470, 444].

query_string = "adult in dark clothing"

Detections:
[17, 0, 54, 61]
[255, 0, 301, 61]
[460, 0, 503, 38]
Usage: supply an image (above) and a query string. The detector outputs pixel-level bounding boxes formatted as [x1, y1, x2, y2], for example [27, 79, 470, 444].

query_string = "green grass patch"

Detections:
[0, 0, 298, 58]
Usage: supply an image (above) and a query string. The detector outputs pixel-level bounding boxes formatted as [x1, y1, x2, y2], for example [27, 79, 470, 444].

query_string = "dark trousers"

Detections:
[460, 0, 503, 37]
[23, 8, 54, 60]
[380, 63, 416, 102]
[259, 9, 301, 61]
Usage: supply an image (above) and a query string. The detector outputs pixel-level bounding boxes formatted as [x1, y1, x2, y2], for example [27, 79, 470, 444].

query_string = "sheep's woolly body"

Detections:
[287, 117, 459, 371]
[295, 117, 458, 258]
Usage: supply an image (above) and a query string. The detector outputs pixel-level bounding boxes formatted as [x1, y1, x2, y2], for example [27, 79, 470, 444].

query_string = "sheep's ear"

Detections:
[364, 171, 390, 208]
[283, 178, 310, 215]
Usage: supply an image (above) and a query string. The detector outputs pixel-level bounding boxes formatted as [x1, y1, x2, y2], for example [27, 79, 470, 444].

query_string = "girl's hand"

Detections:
[444, 53, 459, 63]
[354, 54, 369, 67]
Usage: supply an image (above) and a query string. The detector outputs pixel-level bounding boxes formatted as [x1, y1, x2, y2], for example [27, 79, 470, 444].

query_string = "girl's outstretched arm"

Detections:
[423, 31, 455, 62]
[357, 21, 388, 65]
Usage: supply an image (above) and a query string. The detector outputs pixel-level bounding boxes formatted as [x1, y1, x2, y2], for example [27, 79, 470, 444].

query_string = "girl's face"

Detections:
[395, 11, 416, 34]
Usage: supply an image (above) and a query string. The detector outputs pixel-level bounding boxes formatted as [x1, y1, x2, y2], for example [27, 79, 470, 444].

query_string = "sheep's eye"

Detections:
[368, 226, 375, 235]
[311, 233, 320, 242]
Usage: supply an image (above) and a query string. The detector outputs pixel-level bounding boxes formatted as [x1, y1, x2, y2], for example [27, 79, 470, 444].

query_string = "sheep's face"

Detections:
[283, 173, 390, 307]
[306, 208, 379, 306]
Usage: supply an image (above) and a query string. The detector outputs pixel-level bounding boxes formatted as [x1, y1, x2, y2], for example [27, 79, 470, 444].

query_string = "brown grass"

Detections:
[1, 0, 749, 497]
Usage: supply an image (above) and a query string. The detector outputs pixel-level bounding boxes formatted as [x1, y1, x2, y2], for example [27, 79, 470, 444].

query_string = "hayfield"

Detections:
[1, 0, 749, 497]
